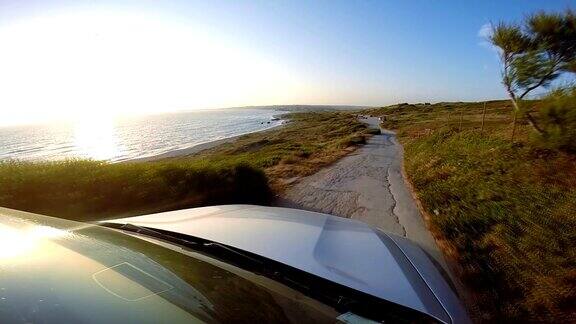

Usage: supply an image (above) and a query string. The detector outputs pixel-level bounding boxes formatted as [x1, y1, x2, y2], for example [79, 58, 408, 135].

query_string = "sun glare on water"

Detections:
[73, 115, 120, 161]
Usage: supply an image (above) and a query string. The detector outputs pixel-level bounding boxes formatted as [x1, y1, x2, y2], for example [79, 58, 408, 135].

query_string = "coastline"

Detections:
[124, 120, 286, 163]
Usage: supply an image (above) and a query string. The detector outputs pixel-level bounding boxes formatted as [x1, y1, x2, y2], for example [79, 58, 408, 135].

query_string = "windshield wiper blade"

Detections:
[99, 222, 265, 270]
[116, 223, 198, 246]
[201, 241, 265, 266]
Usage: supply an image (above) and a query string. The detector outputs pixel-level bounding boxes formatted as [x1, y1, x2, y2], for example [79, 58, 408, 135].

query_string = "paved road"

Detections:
[280, 117, 446, 267]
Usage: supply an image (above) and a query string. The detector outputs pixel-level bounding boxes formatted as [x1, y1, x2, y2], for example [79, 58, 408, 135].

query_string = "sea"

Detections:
[0, 108, 286, 162]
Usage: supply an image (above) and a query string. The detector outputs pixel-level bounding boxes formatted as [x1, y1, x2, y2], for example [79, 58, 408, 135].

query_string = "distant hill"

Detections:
[242, 105, 372, 112]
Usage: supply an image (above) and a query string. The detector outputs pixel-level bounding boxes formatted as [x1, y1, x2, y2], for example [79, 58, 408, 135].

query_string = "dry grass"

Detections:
[172, 112, 374, 191]
[369, 101, 576, 322]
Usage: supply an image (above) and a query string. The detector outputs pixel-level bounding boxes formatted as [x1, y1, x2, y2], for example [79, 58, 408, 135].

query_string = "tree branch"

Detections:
[502, 53, 545, 135]
[518, 57, 561, 99]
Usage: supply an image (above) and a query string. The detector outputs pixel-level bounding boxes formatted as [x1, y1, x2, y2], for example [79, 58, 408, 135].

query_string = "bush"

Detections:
[337, 135, 366, 148]
[537, 87, 576, 152]
[0, 160, 272, 221]
[364, 128, 382, 135]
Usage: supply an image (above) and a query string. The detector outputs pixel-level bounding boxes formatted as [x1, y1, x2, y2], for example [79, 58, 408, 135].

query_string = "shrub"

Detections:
[537, 87, 576, 152]
[364, 128, 382, 135]
[337, 135, 366, 148]
[0, 160, 272, 221]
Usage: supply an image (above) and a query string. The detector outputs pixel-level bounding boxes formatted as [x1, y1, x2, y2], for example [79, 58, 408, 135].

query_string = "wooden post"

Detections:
[480, 102, 487, 133]
[511, 109, 518, 142]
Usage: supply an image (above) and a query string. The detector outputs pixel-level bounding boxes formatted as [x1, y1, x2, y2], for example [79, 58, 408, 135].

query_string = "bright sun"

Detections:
[0, 9, 303, 126]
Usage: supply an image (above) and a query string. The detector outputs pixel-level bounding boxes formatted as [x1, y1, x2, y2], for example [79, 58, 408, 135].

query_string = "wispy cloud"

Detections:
[478, 22, 493, 39]
[478, 22, 501, 74]
[477, 22, 494, 49]
[477, 22, 502, 58]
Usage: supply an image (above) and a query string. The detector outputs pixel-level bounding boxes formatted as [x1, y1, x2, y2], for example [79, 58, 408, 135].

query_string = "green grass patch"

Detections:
[0, 159, 271, 221]
[370, 101, 576, 322]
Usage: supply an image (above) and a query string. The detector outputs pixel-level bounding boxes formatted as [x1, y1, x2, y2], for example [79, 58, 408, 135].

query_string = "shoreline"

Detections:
[124, 120, 286, 163]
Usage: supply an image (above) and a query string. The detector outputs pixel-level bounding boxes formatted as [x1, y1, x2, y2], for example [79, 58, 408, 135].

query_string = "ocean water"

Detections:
[0, 108, 286, 162]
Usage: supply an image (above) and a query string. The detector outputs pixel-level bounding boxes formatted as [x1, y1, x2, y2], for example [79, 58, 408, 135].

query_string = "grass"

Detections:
[0, 112, 371, 221]
[369, 101, 576, 322]
[171, 112, 374, 191]
[0, 160, 271, 221]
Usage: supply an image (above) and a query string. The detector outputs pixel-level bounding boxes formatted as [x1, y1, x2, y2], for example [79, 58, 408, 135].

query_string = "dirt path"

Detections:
[280, 117, 447, 267]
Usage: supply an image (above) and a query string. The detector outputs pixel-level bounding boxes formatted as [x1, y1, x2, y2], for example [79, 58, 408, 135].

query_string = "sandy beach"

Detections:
[126, 120, 286, 163]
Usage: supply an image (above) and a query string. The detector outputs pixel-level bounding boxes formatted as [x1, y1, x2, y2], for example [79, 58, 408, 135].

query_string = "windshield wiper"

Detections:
[117, 223, 195, 244]
[99, 222, 266, 271]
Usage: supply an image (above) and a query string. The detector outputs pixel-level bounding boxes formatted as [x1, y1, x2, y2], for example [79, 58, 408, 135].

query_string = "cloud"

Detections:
[477, 22, 500, 55]
[478, 22, 493, 39]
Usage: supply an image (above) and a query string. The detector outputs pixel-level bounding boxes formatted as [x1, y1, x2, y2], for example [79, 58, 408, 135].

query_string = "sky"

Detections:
[0, 0, 573, 126]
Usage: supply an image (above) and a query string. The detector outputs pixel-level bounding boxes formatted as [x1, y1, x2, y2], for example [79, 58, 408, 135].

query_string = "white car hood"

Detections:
[102, 205, 451, 322]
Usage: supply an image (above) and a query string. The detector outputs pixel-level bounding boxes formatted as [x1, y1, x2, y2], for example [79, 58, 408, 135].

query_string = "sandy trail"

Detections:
[281, 117, 446, 267]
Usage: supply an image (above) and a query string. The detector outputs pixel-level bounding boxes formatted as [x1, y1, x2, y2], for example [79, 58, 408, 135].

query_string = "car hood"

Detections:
[103, 205, 454, 323]
[1, 207, 350, 323]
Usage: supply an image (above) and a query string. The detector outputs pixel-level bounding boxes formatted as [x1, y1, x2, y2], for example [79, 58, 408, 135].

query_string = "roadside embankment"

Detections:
[370, 101, 576, 322]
